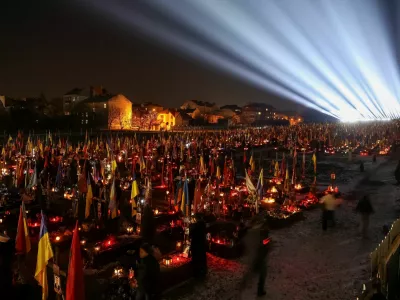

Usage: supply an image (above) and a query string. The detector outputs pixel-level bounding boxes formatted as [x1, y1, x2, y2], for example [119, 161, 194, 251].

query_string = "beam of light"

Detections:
[87, 0, 400, 121]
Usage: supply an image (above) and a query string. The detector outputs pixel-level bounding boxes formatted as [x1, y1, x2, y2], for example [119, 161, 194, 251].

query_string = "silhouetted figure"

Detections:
[0, 233, 13, 299]
[355, 195, 374, 238]
[140, 204, 156, 244]
[371, 281, 386, 300]
[190, 218, 207, 278]
[360, 161, 365, 172]
[240, 220, 269, 298]
[136, 243, 160, 300]
[372, 154, 377, 163]
[395, 160, 400, 184]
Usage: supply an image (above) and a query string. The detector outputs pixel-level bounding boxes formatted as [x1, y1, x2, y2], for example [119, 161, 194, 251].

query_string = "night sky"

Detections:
[0, 0, 307, 112]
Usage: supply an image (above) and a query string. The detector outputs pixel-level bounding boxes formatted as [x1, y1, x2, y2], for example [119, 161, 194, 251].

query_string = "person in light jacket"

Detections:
[320, 191, 336, 231]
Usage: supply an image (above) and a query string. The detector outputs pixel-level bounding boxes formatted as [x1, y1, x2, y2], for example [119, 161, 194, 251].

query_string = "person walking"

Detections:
[136, 243, 160, 300]
[189, 217, 207, 279]
[240, 220, 269, 298]
[0, 233, 13, 299]
[320, 191, 337, 231]
[355, 195, 374, 238]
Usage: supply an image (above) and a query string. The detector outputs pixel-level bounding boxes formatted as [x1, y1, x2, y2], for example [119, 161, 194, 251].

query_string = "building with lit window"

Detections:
[240, 102, 276, 124]
[72, 94, 132, 130]
[63, 86, 107, 115]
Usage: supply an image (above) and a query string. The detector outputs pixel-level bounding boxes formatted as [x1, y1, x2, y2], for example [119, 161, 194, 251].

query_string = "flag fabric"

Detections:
[274, 161, 279, 177]
[181, 179, 189, 215]
[85, 177, 93, 219]
[312, 152, 317, 184]
[15, 203, 31, 254]
[245, 170, 256, 194]
[292, 148, 297, 184]
[35, 213, 54, 300]
[111, 159, 117, 174]
[312, 152, 317, 173]
[249, 154, 254, 172]
[199, 155, 205, 174]
[256, 169, 264, 200]
[109, 179, 118, 219]
[284, 167, 290, 194]
[193, 179, 201, 214]
[131, 179, 139, 217]
[175, 180, 182, 206]
[216, 165, 221, 178]
[66, 221, 85, 300]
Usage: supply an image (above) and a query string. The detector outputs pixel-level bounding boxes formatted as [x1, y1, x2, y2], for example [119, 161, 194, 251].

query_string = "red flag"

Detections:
[66, 221, 85, 300]
[15, 205, 31, 254]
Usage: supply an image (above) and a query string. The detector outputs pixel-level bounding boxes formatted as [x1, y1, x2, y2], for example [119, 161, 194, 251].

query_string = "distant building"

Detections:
[180, 100, 218, 117]
[174, 112, 192, 127]
[157, 109, 176, 130]
[0, 96, 27, 110]
[72, 94, 132, 130]
[205, 111, 225, 124]
[141, 102, 164, 113]
[241, 102, 276, 124]
[220, 105, 242, 114]
[178, 108, 197, 118]
[63, 86, 107, 115]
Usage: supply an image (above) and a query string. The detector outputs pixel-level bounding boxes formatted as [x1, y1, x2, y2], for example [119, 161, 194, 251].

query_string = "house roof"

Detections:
[178, 108, 196, 113]
[159, 108, 177, 114]
[80, 94, 114, 104]
[220, 105, 241, 111]
[243, 102, 275, 109]
[142, 102, 163, 107]
[64, 88, 84, 95]
[176, 112, 193, 120]
[190, 100, 215, 107]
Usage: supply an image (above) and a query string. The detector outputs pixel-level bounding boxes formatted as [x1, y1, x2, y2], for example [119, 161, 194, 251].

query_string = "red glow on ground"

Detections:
[263, 238, 271, 245]
[154, 185, 167, 189]
[49, 216, 62, 223]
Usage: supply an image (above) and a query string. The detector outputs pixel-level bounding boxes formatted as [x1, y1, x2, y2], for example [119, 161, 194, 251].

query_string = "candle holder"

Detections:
[163, 256, 172, 266]
[176, 241, 183, 252]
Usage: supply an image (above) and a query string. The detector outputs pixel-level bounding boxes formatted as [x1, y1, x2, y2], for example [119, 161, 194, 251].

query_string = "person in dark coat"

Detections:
[371, 281, 386, 300]
[253, 222, 269, 296]
[189, 217, 207, 279]
[136, 243, 160, 300]
[0, 233, 14, 298]
[355, 195, 374, 238]
[240, 220, 269, 297]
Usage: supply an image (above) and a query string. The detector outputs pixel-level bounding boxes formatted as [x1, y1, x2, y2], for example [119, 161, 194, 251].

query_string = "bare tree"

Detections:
[108, 106, 122, 130]
[131, 109, 159, 130]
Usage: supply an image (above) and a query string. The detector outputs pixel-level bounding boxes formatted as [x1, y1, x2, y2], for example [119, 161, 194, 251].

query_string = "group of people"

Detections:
[320, 190, 374, 237]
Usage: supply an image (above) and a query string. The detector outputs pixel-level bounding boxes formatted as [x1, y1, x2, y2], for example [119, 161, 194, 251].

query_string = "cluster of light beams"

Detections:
[88, 0, 400, 121]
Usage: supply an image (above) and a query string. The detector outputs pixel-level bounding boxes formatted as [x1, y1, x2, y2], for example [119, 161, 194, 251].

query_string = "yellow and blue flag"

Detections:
[256, 168, 264, 199]
[34, 213, 54, 300]
[85, 177, 93, 219]
[181, 178, 189, 215]
[131, 173, 139, 217]
[109, 179, 118, 219]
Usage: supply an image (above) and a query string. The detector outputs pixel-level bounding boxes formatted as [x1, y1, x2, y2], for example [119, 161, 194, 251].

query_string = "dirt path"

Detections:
[162, 158, 399, 300]
[236, 159, 399, 300]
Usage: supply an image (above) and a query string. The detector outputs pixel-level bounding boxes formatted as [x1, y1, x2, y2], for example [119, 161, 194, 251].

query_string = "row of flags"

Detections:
[16, 206, 85, 300]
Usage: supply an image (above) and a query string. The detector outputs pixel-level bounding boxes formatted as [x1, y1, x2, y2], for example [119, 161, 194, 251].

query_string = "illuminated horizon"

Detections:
[88, 0, 400, 121]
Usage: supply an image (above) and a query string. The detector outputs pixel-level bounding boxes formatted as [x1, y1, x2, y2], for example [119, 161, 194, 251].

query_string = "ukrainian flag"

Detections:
[181, 178, 189, 215]
[256, 169, 264, 199]
[35, 213, 54, 300]
[109, 179, 118, 219]
[131, 176, 139, 217]
[85, 177, 93, 219]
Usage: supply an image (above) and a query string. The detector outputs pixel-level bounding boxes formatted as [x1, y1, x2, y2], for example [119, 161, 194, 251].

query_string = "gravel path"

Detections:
[163, 157, 400, 300]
